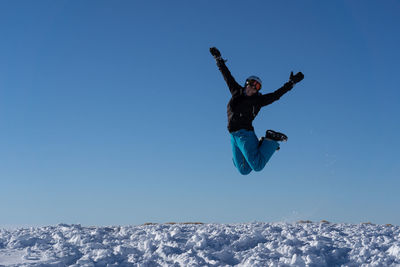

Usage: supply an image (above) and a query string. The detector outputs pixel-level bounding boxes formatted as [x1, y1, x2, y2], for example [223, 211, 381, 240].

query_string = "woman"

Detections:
[210, 47, 304, 175]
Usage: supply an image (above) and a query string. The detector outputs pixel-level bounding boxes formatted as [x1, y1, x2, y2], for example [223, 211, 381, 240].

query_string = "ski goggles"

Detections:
[247, 80, 262, 91]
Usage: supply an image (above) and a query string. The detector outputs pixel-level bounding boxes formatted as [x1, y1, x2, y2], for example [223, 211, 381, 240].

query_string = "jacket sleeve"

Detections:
[216, 59, 242, 96]
[258, 82, 294, 107]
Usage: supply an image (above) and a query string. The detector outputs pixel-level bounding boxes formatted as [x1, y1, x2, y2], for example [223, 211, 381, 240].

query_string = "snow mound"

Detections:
[0, 222, 399, 266]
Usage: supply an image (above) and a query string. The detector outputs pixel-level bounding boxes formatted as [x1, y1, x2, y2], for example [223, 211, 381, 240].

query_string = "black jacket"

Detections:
[216, 59, 294, 133]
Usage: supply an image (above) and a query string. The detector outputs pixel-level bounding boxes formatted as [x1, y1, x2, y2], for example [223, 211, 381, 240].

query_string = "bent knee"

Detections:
[238, 167, 252, 175]
[250, 161, 266, 172]
[252, 165, 264, 172]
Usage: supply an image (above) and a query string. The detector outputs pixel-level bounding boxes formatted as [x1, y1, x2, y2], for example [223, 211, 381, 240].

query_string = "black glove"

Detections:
[289, 71, 304, 84]
[209, 47, 222, 60]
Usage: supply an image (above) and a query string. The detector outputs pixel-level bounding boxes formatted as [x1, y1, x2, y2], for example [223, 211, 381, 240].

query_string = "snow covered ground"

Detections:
[0, 222, 399, 266]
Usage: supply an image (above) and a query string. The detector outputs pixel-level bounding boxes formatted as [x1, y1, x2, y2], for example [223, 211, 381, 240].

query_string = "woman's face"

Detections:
[245, 84, 259, 96]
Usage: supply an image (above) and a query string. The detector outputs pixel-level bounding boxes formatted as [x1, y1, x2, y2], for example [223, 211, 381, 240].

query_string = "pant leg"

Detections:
[231, 134, 252, 175]
[232, 130, 279, 172]
[259, 138, 280, 164]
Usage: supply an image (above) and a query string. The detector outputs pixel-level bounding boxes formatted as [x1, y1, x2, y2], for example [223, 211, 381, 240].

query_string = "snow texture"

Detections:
[0, 222, 399, 266]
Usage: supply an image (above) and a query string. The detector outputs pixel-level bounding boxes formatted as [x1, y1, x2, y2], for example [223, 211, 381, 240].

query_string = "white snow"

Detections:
[0, 222, 399, 266]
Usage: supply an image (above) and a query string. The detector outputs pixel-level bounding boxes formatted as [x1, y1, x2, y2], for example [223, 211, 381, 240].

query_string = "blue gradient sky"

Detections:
[1, 1, 399, 226]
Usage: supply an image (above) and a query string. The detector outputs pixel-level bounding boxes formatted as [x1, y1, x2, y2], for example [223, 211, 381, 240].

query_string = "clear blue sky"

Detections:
[1, 0, 399, 227]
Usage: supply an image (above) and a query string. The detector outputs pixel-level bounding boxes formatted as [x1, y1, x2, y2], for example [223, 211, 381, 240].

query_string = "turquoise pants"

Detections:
[230, 129, 279, 175]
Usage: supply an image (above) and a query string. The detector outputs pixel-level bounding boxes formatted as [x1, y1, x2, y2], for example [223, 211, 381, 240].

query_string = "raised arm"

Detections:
[258, 71, 304, 107]
[210, 47, 242, 96]
[259, 82, 294, 107]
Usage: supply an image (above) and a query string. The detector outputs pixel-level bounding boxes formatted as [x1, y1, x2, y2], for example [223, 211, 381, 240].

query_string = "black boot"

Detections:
[265, 130, 288, 142]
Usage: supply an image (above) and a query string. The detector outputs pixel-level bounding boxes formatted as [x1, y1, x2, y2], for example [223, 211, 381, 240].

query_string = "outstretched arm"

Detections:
[259, 82, 294, 107]
[210, 47, 242, 96]
[258, 72, 304, 107]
